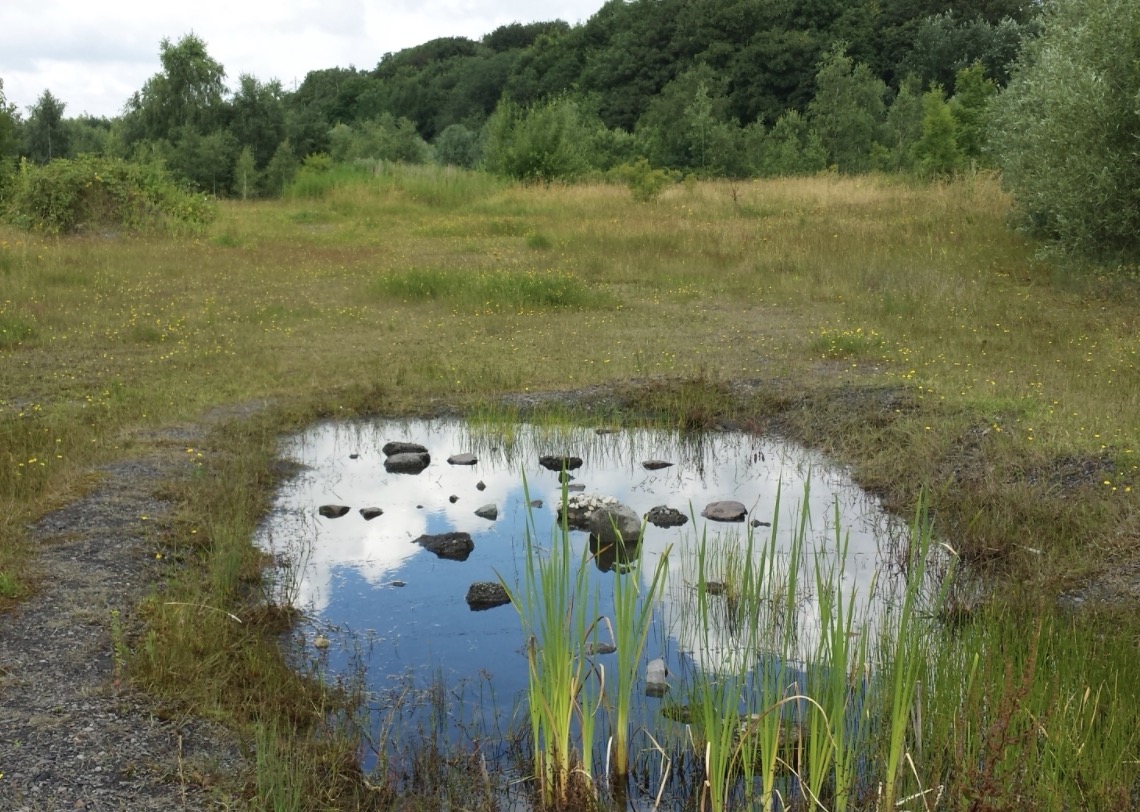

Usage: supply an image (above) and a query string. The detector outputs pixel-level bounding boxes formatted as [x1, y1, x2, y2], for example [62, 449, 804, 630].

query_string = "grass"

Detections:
[0, 166, 1138, 807]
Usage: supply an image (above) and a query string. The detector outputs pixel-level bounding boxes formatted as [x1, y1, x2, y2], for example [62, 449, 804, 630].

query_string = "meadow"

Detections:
[1, 165, 1136, 809]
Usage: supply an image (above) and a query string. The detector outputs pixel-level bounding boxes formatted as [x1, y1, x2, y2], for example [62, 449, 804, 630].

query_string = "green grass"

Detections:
[1, 168, 1138, 807]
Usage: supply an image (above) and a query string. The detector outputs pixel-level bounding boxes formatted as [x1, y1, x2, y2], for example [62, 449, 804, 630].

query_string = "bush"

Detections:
[989, 0, 1140, 259]
[3, 155, 215, 235]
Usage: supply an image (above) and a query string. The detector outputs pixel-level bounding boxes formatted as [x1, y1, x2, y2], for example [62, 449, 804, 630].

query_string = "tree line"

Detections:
[0, 0, 1136, 257]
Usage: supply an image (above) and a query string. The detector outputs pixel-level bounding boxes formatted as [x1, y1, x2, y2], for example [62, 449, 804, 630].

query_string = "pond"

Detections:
[256, 418, 923, 805]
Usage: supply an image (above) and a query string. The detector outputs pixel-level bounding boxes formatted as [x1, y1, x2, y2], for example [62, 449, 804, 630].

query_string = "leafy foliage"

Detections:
[482, 98, 591, 183]
[3, 155, 215, 235]
[990, 0, 1140, 258]
[24, 90, 69, 164]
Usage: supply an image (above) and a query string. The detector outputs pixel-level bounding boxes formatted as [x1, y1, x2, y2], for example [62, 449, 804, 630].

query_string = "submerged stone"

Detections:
[701, 500, 747, 522]
[448, 453, 478, 465]
[414, 532, 474, 561]
[646, 505, 688, 528]
[383, 441, 427, 456]
[384, 452, 430, 473]
[539, 455, 583, 472]
[359, 507, 383, 520]
[465, 581, 511, 610]
[642, 459, 674, 470]
[318, 504, 350, 519]
[475, 503, 499, 520]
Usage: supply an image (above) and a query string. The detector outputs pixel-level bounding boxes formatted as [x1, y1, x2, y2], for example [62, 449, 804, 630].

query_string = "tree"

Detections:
[807, 46, 887, 172]
[229, 74, 286, 169]
[0, 79, 20, 173]
[262, 139, 300, 196]
[636, 64, 743, 175]
[948, 63, 995, 162]
[989, 0, 1140, 258]
[25, 90, 70, 163]
[882, 74, 925, 170]
[910, 86, 963, 176]
[234, 146, 257, 199]
[126, 34, 227, 144]
[482, 97, 591, 183]
[754, 110, 827, 176]
[434, 123, 481, 168]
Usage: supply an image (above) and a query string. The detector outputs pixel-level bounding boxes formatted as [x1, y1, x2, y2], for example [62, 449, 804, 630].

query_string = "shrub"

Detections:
[989, 0, 1140, 259]
[4, 155, 215, 235]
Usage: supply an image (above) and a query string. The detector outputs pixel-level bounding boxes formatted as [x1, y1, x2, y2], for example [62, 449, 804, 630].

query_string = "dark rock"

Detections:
[384, 452, 430, 473]
[476, 480, 487, 491]
[448, 453, 478, 465]
[318, 504, 350, 519]
[349, 453, 360, 459]
[359, 507, 383, 520]
[383, 441, 428, 456]
[529, 499, 543, 508]
[646, 505, 688, 528]
[701, 500, 747, 522]
[750, 519, 772, 528]
[388, 580, 406, 588]
[643, 460, 674, 471]
[449, 495, 459, 503]
[475, 503, 498, 520]
[465, 581, 511, 610]
[539, 455, 583, 472]
[415, 532, 474, 561]
[706, 581, 728, 596]
[584, 641, 617, 656]
[567, 483, 586, 492]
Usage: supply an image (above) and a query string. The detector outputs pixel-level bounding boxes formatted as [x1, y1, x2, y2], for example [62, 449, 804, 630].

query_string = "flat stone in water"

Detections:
[318, 504, 350, 519]
[646, 505, 688, 528]
[465, 581, 511, 611]
[414, 532, 474, 561]
[584, 641, 617, 655]
[448, 453, 478, 465]
[701, 500, 747, 522]
[475, 503, 499, 521]
[539, 455, 583, 472]
[529, 499, 543, 508]
[385, 452, 430, 473]
[359, 507, 383, 520]
[567, 483, 586, 492]
[383, 441, 427, 456]
[643, 459, 674, 470]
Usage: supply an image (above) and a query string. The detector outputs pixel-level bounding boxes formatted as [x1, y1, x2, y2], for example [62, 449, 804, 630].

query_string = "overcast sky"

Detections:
[1, 0, 605, 119]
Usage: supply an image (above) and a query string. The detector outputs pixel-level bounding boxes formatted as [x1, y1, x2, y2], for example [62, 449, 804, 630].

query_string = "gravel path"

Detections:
[0, 429, 244, 811]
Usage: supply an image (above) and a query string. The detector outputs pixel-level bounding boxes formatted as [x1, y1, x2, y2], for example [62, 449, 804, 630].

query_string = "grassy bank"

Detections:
[1, 166, 1137, 807]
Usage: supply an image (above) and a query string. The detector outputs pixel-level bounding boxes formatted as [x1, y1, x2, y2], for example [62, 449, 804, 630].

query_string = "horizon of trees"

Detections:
[1, 0, 1135, 258]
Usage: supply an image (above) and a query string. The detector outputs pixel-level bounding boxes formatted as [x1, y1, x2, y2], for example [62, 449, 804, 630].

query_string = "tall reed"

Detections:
[499, 478, 597, 807]
[608, 526, 671, 779]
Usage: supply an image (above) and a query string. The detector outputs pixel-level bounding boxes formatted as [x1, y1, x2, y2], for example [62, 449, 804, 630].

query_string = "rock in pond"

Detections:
[449, 495, 459, 503]
[584, 641, 617, 656]
[646, 505, 688, 528]
[539, 455, 583, 472]
[384, 452, 430, 473]
[701, 500, 747, 522]
[465, 581, 511, 611]
[383, 441, 427, 456]
[476, 480, 487, 491]
[318, 504, 351, 519]
[589, 503, 643, 547]
[642, 459, 674, 471]
[414, 532, 474, 561]
[475, 503, 499, 521]
[359, 507, 384, 520]
[558, 493, 618, 529]
[448, 453, 478, 465]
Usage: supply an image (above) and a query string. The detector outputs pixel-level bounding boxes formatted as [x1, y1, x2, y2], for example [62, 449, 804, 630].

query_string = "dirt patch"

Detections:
[0, 422, 248, 811]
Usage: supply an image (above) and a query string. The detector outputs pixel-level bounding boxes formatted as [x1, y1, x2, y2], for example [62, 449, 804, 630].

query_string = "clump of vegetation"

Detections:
[3, 155, 215, 235]
[613, 158, 674, 203]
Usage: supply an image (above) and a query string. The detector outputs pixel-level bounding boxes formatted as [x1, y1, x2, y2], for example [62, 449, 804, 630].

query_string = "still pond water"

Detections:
[256, 418, 907, 766]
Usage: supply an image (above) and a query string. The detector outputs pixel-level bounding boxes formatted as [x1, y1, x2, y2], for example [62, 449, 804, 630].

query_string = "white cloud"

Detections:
[0, 0, 602, 117]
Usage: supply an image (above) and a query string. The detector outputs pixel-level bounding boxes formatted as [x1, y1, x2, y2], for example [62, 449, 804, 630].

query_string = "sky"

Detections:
[0, 0, 605, 120]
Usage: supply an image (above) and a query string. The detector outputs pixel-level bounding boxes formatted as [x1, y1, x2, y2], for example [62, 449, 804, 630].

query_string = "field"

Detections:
[1, 167, 1137, 809]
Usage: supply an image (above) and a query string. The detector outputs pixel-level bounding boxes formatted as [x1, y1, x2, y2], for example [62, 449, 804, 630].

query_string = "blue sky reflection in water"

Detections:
[256, 419, 908, 764]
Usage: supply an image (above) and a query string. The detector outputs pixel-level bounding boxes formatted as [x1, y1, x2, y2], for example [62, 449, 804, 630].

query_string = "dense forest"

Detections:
[1, 0, 1137, 257]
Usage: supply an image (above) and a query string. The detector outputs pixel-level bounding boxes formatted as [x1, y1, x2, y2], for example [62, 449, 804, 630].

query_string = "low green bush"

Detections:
[3, 155, 215, 235]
